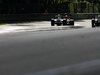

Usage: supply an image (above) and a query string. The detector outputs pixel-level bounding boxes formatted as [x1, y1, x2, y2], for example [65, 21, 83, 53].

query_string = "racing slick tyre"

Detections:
[92, 20, 95, 28]
[51, 20, 55, 26]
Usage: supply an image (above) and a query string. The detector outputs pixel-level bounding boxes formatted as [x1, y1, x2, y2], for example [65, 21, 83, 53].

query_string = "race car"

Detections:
[51, 14, 74, 26]
[63, 14, 74, 25]
[92, 15, 100, 27]
[51, 14, 63, 26]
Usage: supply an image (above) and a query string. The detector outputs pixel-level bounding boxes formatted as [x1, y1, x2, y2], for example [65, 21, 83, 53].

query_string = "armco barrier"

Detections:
[0, 13, 100, 23]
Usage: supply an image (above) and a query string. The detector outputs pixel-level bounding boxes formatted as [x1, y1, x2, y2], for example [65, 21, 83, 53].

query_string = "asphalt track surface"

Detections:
[0, 27, 100, 75]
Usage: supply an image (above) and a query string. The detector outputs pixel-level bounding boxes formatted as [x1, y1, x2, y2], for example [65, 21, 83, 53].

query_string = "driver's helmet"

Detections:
[63, 13, 69, 19]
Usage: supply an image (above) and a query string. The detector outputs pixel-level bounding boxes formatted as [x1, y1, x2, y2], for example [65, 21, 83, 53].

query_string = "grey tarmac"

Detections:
[0, 27, 100, 75]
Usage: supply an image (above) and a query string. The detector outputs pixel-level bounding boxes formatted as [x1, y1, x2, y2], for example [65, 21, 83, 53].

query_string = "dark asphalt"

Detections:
[0, 28, 100, 75]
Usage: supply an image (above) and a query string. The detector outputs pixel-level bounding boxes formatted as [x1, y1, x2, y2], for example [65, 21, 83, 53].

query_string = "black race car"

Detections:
[92, 15, 100, 27]
[51, 14, 74, 26]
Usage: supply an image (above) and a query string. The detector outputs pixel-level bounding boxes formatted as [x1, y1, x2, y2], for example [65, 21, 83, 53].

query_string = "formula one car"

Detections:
[51, 14, 74, 26]
[92, 15, 100, 27]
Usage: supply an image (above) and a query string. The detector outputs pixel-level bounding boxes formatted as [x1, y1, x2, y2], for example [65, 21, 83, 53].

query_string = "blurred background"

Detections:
[0, 0, 100, 23]
[0, 0, 100, 14]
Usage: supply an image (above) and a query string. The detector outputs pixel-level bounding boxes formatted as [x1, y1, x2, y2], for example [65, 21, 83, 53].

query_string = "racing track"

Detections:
[0, 27, 100, 75]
